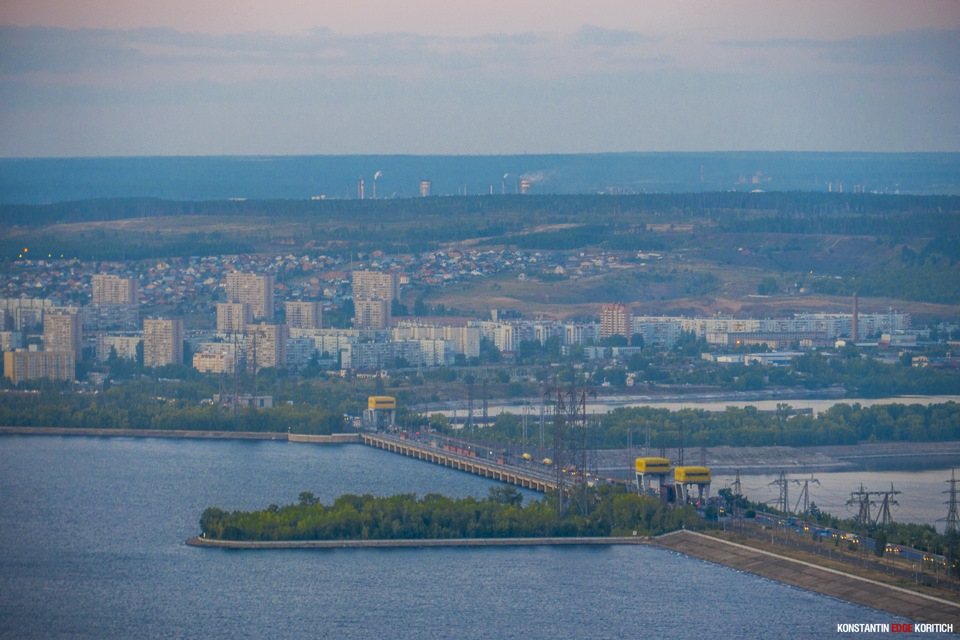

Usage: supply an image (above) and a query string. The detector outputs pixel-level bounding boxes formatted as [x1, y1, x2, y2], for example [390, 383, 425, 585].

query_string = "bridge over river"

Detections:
[360, 433, 559, 493]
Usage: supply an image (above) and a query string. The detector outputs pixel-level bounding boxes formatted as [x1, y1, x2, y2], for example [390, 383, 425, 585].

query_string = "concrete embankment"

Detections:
[0, 426, 289, 439]
[186, 536, 647, 549]
[649, 530, 960, 626]
[0, 427, 361, 443]
[287, 433, 360, 444]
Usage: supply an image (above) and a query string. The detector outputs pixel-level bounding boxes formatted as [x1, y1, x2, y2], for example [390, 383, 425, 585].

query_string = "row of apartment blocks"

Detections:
[3, 313, 183, 384]
[599, 303, 910, 349]
[2, 272, 277, 383]
[5, 305, 913, 384]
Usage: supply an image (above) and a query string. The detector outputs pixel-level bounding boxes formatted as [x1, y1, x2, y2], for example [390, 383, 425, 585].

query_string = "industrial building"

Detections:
[362, 395, 396, 431]
[635, 457, 712, 506]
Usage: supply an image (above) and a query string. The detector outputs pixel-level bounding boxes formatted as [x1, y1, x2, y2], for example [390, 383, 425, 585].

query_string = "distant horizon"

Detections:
[2, 153, 958, 204]
[4, 149, 960, 161]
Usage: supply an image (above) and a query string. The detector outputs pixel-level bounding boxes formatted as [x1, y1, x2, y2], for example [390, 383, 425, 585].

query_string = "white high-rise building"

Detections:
[285, 301, 322, 330]
[225, 273, 274, 321]
[43, 309, 82, 359]
[143, 317, 184, 368]
[92, 274, 138, 305]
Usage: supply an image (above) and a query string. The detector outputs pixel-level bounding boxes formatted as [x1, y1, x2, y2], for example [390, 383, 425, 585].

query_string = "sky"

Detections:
[0, 1, 958, 157]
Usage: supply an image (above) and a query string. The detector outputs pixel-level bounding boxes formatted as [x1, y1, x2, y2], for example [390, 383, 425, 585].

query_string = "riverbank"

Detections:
[598, 440, 960, 477]
[0, 427, 360, 443]
[650, 530, 960, 627]
[186, 535, 646, 549]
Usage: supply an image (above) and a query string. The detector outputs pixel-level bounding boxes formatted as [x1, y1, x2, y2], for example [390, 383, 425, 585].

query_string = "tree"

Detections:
[873, 529, 887, 557]
[757, 276, 778, 295]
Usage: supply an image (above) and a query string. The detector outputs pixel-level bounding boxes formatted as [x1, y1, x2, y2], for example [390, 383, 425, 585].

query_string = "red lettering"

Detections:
[891, 624, 913, 633]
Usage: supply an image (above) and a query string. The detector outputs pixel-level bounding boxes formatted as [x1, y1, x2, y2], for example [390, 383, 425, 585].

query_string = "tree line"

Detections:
[5, 192, 956, 227]
[198, 484, 700, 542]
[454, 402, 960, 450]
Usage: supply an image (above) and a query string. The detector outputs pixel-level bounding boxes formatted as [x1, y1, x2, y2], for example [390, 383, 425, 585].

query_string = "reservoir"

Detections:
[0, 436, 942, 639]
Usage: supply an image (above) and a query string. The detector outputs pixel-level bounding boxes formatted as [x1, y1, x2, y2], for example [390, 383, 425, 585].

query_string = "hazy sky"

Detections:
[1, 1, 958, 156]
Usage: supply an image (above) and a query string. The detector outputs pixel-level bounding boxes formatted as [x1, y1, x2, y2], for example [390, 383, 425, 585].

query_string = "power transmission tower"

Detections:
[550, 384, 591, 517]
[847, 484, 872, 528]
[731, 469, 744, 523]
[770, 471, 789, 514]
[465, 379, 474, 431]
[873, 485, 901, 528]
[792, 474, 820, 515]
[521, 403, 528, 454]
[946, 469, 959, 534]
[481, 378, 488, 426]
[677, 424, 684, 467]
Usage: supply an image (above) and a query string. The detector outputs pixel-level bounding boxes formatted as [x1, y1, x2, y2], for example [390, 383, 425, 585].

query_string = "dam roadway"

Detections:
[360, 433, 558, 493]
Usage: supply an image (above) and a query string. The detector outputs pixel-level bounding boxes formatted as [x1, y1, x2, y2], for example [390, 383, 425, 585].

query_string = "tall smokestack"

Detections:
[852, 293, 859, 342]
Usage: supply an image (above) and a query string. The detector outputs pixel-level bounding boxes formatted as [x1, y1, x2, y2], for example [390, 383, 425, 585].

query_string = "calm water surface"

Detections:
[0, 436, 935, 639]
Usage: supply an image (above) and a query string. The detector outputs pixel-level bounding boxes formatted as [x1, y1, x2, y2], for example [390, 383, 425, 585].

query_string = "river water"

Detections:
[727, 468, 956, 532]
[0, 436, 944, 639]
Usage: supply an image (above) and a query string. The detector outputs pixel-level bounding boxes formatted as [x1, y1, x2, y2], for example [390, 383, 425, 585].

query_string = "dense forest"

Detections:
[446, 402, 960, 449]
[3, 192, 958, 260]
[198, 485, 699, 542]
[0, 376, 354, 434]
[5, 192, 958, 227]
[1, 359, 957, 447]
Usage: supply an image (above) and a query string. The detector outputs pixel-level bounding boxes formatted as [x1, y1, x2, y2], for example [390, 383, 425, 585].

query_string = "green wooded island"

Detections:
[197, 486, 699, 542]
[195, 484, 960, 578]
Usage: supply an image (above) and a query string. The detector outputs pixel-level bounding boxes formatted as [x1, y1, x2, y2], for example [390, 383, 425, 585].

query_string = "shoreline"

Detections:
[0, 427, 359, 443]
[650, 530, 960, 627]
[185, 535, 646, 549]
[186, 531, 960, 625]
[0, 426, 289, 440]
[3, 427, 957, 475]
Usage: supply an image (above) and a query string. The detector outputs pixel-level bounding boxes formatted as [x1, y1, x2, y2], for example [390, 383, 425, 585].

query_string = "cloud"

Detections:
[575, 25, 653, 47]
[821, 29, 960, 74]
[1, 24, 958, 155]
[720, 28, 960, 75]
[0, 26, 147, 74]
